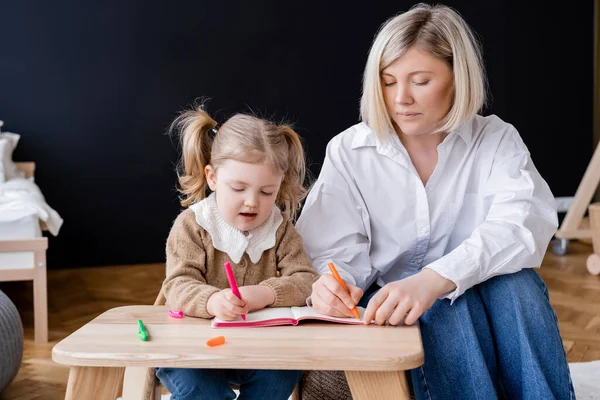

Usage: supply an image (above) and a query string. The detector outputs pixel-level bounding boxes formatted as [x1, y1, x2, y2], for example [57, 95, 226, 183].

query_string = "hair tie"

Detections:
[209, 124, 219, 138]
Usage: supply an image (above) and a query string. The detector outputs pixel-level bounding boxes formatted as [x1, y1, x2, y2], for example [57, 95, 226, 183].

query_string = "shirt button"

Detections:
[239, 260, 246, 268]
[243, 231, 249, 236]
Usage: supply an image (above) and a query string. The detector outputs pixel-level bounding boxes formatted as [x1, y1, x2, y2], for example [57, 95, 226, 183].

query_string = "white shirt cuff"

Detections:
[423, 246, 479, 304]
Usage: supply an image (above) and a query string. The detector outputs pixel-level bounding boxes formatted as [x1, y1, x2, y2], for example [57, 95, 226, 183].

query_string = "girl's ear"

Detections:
[205, 165, 217, 191]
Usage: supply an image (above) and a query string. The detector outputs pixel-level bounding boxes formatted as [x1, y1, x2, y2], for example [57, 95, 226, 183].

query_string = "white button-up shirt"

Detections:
[296, 115, 558, 302]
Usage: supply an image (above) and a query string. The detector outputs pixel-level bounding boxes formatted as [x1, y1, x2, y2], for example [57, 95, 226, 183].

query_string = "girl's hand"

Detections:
[311, 274, 363, 318]
[206, 289, 249, 320]
[238, 285, 276, 312]
[363, 269, 456, 326]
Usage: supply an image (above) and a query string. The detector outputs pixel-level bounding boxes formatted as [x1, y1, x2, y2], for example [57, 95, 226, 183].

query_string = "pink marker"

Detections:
[223, 261, 246, 320]
[168, 310, 183, 319]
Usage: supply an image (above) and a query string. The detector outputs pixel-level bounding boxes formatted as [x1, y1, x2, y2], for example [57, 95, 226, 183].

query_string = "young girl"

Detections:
[154, 104, 319, 400]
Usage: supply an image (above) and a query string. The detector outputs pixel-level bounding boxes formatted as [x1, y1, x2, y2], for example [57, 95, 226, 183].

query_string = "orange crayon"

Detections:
[327, 262, 361, 319]
[206, 336, 226, 347]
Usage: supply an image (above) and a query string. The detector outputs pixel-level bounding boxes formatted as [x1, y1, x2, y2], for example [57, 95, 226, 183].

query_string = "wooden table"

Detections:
[52, 305, 424, 400]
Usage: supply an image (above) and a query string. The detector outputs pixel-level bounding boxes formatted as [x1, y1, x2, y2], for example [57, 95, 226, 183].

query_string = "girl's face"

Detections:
[381, 46, 454, 137]
[205, 159, 283, 232]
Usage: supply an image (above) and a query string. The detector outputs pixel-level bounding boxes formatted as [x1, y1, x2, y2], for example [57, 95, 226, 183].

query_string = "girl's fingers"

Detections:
[223, 301, 248, 315]
[223, 291, 245, 306]
[217, 309, 237, 321]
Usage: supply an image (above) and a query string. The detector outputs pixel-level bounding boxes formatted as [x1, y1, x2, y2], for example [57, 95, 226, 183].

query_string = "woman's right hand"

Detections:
[206, 289, 249, 320]
[311, 274, 363, 317]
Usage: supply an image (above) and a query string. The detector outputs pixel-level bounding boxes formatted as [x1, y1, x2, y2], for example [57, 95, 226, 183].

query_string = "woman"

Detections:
[296, 3, 574, 399]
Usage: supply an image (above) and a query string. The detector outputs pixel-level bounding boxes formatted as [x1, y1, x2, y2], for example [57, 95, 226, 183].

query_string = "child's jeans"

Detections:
[359, 268, 575, 399]
[156, 367, 302, 400]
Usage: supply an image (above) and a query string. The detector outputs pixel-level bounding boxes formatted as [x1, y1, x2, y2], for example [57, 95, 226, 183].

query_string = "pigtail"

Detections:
[170, 105, 217, 208]
[276, 125, 308, 221]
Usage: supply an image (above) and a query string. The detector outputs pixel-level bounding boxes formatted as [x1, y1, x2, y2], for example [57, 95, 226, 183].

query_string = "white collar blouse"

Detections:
[296, 115, 558, 302]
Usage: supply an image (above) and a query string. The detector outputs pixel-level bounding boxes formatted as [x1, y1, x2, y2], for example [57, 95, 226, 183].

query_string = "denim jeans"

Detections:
[359, 268, 575, 399]
[156, 368, 303, 400]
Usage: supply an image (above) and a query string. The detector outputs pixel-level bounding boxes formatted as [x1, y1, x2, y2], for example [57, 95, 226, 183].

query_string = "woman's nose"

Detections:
[395, 84, 413, 105]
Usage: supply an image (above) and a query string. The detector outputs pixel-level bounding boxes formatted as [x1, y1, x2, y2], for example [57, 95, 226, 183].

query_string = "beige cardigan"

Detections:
[155, 208, 319, 318]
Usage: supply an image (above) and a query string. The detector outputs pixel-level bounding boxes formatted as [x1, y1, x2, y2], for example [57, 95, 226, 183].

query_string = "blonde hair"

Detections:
[171, 104, 307, 220]
[360, 3, 487, 141]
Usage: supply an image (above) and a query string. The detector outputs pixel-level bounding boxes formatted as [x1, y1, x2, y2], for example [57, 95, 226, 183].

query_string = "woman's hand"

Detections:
[311, 274, 363, 317]
[363, 269, 456, 326]
[206, 289, 249, 321]
[238, 285, 276, 312]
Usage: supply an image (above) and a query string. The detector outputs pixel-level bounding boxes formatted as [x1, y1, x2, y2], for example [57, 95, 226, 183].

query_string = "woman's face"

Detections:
[381, 46, 454, 137]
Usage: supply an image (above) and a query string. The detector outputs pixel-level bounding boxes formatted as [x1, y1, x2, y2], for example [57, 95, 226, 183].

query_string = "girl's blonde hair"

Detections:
[360, 3, 487, 141]
[171, 104, 307, 220]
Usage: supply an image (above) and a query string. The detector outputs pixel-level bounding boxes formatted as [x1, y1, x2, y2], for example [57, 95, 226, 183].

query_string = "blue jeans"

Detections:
[156, 368, 302, 400]
[359, 268, 575, 399]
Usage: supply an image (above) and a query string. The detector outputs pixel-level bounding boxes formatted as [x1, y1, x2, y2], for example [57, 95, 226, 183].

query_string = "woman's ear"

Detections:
[205, 165, 217, 191]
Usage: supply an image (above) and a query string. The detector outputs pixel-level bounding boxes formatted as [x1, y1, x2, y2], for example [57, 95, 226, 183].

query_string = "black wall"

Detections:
[0, 1, 593, 269]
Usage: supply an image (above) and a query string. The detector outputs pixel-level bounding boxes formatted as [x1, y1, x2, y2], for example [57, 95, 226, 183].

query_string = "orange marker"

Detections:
[327, 262, 361, 319]
[206, 336, 226, 347]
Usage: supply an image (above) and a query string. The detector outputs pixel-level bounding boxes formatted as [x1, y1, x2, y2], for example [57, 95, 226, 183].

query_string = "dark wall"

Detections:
[0, 1, 593, 269]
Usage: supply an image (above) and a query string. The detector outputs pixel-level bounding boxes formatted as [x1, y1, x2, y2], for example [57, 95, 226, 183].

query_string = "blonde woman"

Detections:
[156, 104, 318, 400]
[296, 3, 574, 399]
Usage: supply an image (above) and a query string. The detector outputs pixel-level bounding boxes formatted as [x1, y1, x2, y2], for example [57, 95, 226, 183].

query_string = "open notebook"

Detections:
[211, 306, 365, 328]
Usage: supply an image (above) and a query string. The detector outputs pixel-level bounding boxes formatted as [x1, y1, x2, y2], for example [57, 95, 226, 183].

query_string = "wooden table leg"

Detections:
[345, 370, 410, 400]
[65, 366, 124, 400]
[122, 367, 161, 400]
[291, 382, 301, 400]
[33, 262, 48, 343]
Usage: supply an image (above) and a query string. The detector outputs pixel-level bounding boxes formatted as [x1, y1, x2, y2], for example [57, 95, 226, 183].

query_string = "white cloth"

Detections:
[0, 177, 63, 236]
[569, 361, 600, 400]
[0, 133, 25, 183]
[296, 115, 558, 302]
[190, 193, 283, 264]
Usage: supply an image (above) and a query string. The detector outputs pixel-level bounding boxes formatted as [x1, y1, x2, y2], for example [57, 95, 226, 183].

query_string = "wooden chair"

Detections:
[0, 162, 49, 343]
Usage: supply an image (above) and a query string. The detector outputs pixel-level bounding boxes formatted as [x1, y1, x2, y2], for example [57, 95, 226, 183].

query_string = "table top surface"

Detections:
[52, 305, 424, 371]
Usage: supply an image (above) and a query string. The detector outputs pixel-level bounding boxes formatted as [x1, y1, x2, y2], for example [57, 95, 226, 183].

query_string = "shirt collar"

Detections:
[351, 120, 474, 150]
[351, 122, 379, 149]
[189, 193, 284, 264]
[451, 120, 473, 145]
